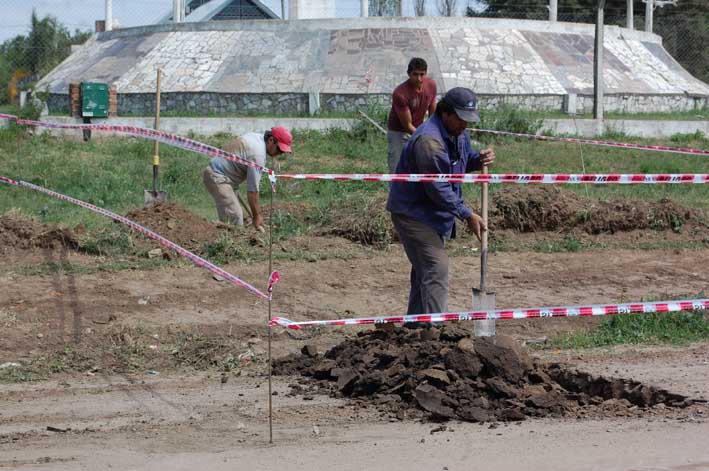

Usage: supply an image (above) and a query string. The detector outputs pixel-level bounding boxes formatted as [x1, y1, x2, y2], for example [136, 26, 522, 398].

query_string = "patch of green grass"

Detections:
[0, 364, 45, 383]
[1, 116, 707, 265]
[547, 310, 709, 349]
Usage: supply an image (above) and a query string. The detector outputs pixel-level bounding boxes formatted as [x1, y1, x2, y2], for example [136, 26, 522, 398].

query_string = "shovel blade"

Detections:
[144, 190, 168, 207]
[472, 288, 496, 337]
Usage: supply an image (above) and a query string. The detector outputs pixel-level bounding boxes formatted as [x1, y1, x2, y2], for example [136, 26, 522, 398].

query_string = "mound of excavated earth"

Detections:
[0, 212, 78, 254]
[125, 203, 218, 250]
[274, 327, 693, 422]
[489, 187, 699, 234]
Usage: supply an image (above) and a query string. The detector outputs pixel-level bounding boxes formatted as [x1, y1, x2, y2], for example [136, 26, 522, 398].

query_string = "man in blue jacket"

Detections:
[386, 87, 495, 315]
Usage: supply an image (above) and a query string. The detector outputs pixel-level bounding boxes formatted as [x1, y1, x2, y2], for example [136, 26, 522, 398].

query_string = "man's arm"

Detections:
[245, 168, 265, 232]
[414, 137, 472, 221]
[247, 191, 264, 232]
[392, 92, 416, 134]
[427, 80, 437, 116]
[464, 133, 495, 173]
[395, 108, 417, 134]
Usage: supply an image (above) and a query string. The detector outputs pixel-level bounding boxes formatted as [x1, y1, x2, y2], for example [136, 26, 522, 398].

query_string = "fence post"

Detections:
[644, 0, 654, 33]
[105, 0, 113, 31]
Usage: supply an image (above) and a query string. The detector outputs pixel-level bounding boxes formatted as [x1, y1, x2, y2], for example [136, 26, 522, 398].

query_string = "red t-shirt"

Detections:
[387, 77, 437, 133]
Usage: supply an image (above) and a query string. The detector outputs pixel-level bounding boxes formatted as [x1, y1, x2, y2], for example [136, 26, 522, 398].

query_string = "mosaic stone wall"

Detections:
[37, 17, 708, 115]
[46, 91, 707, 116]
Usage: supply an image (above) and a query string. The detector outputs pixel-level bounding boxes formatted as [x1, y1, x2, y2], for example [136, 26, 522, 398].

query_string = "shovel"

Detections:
[472, 161, 496, 337]
[144, 69, 167, 207]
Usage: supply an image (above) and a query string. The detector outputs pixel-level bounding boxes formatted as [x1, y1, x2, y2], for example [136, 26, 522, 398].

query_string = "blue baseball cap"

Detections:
[443, 87, 480, 123]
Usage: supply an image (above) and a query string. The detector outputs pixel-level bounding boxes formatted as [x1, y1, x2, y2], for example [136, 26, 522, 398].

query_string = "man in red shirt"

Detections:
[386, 57, 437, 172]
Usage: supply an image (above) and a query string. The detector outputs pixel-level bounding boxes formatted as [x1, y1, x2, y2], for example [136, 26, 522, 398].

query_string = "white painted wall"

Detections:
[289, 0, 336, 19]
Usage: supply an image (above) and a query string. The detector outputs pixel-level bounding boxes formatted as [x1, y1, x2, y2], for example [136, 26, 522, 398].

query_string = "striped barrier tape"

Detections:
[0, 174, 273, 301]
[276, 173, 709, 184]
[4, 114, 707, 186]
[269, 299, 709, 329]
[472, 128, 709, 156]
[0, 114, 274, 181]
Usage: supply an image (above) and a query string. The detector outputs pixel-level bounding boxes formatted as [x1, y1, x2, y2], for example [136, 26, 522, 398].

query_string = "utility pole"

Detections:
[281, 0, 286, 18]
[594, 0, 606, 121]
[549, 0, 558, 22]
[105, 0, 113, 31]
[627, 0, 634, 29]
[645, 0, 654, 32]
[361, 0, 369, 17]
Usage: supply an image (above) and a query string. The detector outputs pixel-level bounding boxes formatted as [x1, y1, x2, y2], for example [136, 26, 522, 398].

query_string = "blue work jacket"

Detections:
[386, 114, 482, 238]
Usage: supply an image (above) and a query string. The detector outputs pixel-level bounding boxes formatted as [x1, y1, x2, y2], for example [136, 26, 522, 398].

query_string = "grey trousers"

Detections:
[202, 166, 244, 225]
[391, 213, 449, 315]
[386, 130, 410, 173]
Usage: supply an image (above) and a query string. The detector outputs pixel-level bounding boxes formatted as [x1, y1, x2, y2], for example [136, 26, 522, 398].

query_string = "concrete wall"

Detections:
[45, 91, 708, 116]
[37, 115, 708, 139]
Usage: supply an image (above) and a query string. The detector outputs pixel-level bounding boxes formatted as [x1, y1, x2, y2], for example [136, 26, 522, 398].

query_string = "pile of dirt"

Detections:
[274, 327, 693, 422]
[0, 212, 78, 254]
[322, 194, 394, 248]
[490, 187, 698, 234]
[125, 203, 218, 250]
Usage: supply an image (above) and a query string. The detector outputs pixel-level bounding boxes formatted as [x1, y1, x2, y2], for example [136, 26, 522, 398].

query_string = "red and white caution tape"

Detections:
[0, 114, 274, 181]
[472, 128, 709, 156]
[269, 299, 709, 329]
[276, 173, 709, 184]
[0, 174, 273, 301]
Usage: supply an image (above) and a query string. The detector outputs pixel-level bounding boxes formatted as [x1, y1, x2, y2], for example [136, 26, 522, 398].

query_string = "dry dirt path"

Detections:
[1, 345, 708, 471]
[2, 248, 708, 360]
[1, 248, 708, 470]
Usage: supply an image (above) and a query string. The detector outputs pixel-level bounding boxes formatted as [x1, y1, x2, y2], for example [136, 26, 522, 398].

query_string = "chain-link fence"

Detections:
[1, 0, 706, 107]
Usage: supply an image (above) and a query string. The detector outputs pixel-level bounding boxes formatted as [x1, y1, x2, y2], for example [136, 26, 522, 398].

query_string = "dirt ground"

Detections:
[1, 199, 709, 470]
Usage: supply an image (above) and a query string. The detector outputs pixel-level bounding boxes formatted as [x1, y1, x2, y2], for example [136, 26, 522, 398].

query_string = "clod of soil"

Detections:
[125, 203, 218, 250]
[490, 187, 698, 234]
[0, 212, 78, 254]
[274, 327, 692, 422]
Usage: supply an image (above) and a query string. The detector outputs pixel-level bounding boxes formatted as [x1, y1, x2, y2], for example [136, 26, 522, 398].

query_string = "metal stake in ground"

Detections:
[144, 69, 167, 207]
[267, 188, 274, 444]
[472, 163, 496, 336]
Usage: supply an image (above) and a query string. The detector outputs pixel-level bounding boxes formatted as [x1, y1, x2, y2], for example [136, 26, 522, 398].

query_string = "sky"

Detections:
[0, 0, 466, 44]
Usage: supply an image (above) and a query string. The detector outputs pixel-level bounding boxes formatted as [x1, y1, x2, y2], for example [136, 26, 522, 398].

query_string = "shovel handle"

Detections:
[480, 164, 489, 292]
[153, 69, 161, 193]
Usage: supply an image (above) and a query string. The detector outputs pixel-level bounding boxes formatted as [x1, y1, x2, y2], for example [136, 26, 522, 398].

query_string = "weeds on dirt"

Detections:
[170, 331, 247, 371]
[0, 309, 17, 327]
[78, 225, 135, 257]
[322, 193, 394, 248]
[546, 310, 709, 349]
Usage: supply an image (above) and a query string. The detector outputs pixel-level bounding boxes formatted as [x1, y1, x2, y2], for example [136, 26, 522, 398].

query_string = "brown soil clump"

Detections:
[274, 327, 692, 422]
[0, 212, 78, 254]
[490, 187, 698, 234]
[125, 203, 218, 251]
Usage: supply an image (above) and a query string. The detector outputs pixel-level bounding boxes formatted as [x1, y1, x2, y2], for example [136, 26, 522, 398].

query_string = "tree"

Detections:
[0, 11, 90, 104]
[437, 0, 458, 16]
[415, 0, 427, 16]
[369, 0, 402, 16]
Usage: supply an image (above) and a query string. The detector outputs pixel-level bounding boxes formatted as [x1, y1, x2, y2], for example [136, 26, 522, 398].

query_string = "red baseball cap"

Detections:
[271, 126, 293, 153]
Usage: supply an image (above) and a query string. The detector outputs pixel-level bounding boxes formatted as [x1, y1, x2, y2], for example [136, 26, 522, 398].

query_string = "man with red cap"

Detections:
[203, 127, 292, 232]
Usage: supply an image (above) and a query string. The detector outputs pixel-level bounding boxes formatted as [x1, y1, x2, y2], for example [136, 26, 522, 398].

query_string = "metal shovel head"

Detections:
[144, 189, 168, 207]
[472, 288, 496, 337]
